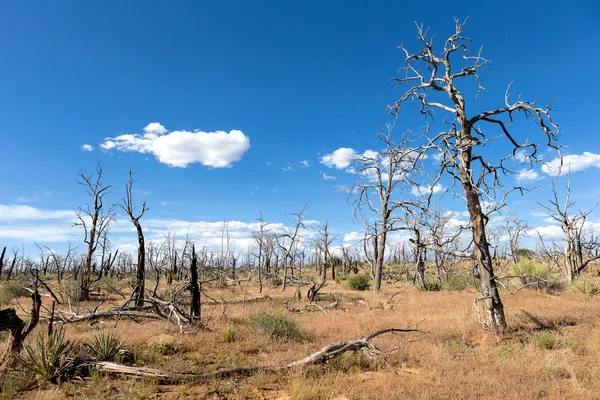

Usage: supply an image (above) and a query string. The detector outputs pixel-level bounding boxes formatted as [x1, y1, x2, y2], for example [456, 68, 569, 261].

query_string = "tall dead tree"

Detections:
[75, 163, 115, 301]
[0, 247, 5, 280]
[316, 221, 337, 281]
[278, 202, 308, 290]
[389, 19, 560, 330]
[505, 216, 530, 264]
[189, 244, 201, 320]
[538, 176, 600, 281]
[121, 169, 149, 308]
[349, 129, 427, 291]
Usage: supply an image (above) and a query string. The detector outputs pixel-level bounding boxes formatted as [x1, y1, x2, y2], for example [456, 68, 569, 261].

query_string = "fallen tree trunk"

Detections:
[77, 323, 422, 383]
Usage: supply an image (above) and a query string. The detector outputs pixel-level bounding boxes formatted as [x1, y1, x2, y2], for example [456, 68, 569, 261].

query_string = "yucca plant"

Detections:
[16, 327, 74, 384]
[85, 330, 123, 361]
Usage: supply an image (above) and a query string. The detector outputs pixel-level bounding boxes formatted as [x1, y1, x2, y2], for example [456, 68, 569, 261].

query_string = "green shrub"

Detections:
[221, 327, 237, 343]
[16, 327, 75, 384]
[250, 312, 303, 342]
[533, 332, 557, 350]
[149, 341, 178, 356]
[345, 274, 371, 291]
[415, 281, 443, 291]
[442, 273, 478, 291]
[570, 279, 600, 295]
[85, 331, 123, 361]
[510, 259, 551, 280]
[0, 281, 30, 306]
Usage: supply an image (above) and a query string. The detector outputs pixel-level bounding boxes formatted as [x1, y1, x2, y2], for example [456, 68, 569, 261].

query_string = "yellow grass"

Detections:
[3, 278, 600, 399]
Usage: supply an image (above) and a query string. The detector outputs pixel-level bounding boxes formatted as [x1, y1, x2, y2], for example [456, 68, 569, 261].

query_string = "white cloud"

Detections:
[322, 172, 336, 180]
[100, 123, 251, 168]
[0, 205, 75, 221]
[342, 231, 363, 243]
[320, 148, 359, 169]
[515, 168, 540, 182]
[282, 166, 293, 172]
[81, 144, 94, 152]
[432, 152, 444, 162]
[542, 152, 600, 176]
[299, 160, 310, 167]
[143, 122, 167, 134]
[411, 183, 444, 197]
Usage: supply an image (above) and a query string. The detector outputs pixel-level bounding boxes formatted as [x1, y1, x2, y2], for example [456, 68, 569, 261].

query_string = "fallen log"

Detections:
[77, 323, 423, 383]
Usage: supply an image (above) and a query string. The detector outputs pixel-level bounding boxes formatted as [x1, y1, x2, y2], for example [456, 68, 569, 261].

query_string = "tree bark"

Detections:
[189, 245, 201, 320]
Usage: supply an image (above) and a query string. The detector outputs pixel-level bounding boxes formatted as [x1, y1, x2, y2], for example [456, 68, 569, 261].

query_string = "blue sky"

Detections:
[1, 1, 600, 255]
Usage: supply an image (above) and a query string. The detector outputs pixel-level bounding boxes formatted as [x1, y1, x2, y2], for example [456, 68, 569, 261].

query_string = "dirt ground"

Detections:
[3, 280, 600, 400]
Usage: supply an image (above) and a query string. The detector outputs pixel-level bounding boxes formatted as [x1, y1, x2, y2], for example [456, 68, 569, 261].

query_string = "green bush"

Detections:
[221, 327, 236, 343]
[85, 331, 123, 361]
[533, 332, 557, 349]
[16, 327, 75, 384]
[442, 273, 478, 291]
[345, 274, 371, 291]
[0, 281, 30, 306]
[250, 312, 303, 342]
[510, 259, 551, 280]
[415, 281, 443, 291]
[570, 279, 600, 295]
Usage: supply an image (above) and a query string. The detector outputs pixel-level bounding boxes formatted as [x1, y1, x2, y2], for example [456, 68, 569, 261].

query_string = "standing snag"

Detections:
[120, 169, 149, 308]
[390, 19, 560, 330]
[75, 163, 115, 301]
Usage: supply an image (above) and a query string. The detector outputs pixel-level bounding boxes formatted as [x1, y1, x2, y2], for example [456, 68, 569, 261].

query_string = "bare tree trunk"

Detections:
[461, 173, 507, 330]
[0, 247, 5, 280]
[133, 221, 146, 307]
[374, 229, 386, 291]
[189, 245, 201, 320]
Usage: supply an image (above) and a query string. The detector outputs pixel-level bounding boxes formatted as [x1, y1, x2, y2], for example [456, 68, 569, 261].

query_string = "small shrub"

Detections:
[16, 327, 75, 384]
[415, 281, 443, 291]
[345, 274, 371, 291]
[250, 312, 303, 342]
[442, 273, 478, 291]
[148, 335, 179, 355]
[570, 279, 600, 295]
[221, 327, 237, 343]
[327, 349, 380, 373]
[533, 332, 557, 350]
[0, 281, 30, 306]
[85, 331, 123, 361]
[510, 260, 552, 280]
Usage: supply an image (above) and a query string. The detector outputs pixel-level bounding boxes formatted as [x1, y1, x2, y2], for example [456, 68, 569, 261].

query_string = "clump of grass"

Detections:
[16, 327, 75, 384]
[250, 312, 303, 342]
[570, 279, 600, 295]
[0, 281, 30, 306]
[533, 332, 557, 349]
[148, 336, 179, 355]
[287, 379, 325, 400]
[84, 331, 123, 361]
[221, 327, 237, 343]
[345, 274, 371, 291]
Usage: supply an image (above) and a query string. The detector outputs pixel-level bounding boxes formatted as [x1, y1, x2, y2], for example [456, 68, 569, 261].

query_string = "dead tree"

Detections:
[316, 220, 337, 281]
[120, 170, 149, 308]
[0, 247, 5, 280]
[348, 128, 427, 291]
[538, 176, 600, 281]
[389, 19, 559, 330]
[74, 163, 115, 301]
[252, 212, 269, 292]
[0, 282, 41, 370]
[278, 202, 308, 290]
[505, 216, 530, 264]
[189, 244, 201, 320]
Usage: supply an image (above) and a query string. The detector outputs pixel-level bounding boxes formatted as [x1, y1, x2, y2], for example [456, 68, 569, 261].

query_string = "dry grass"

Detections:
[3, 277, 600, 399]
